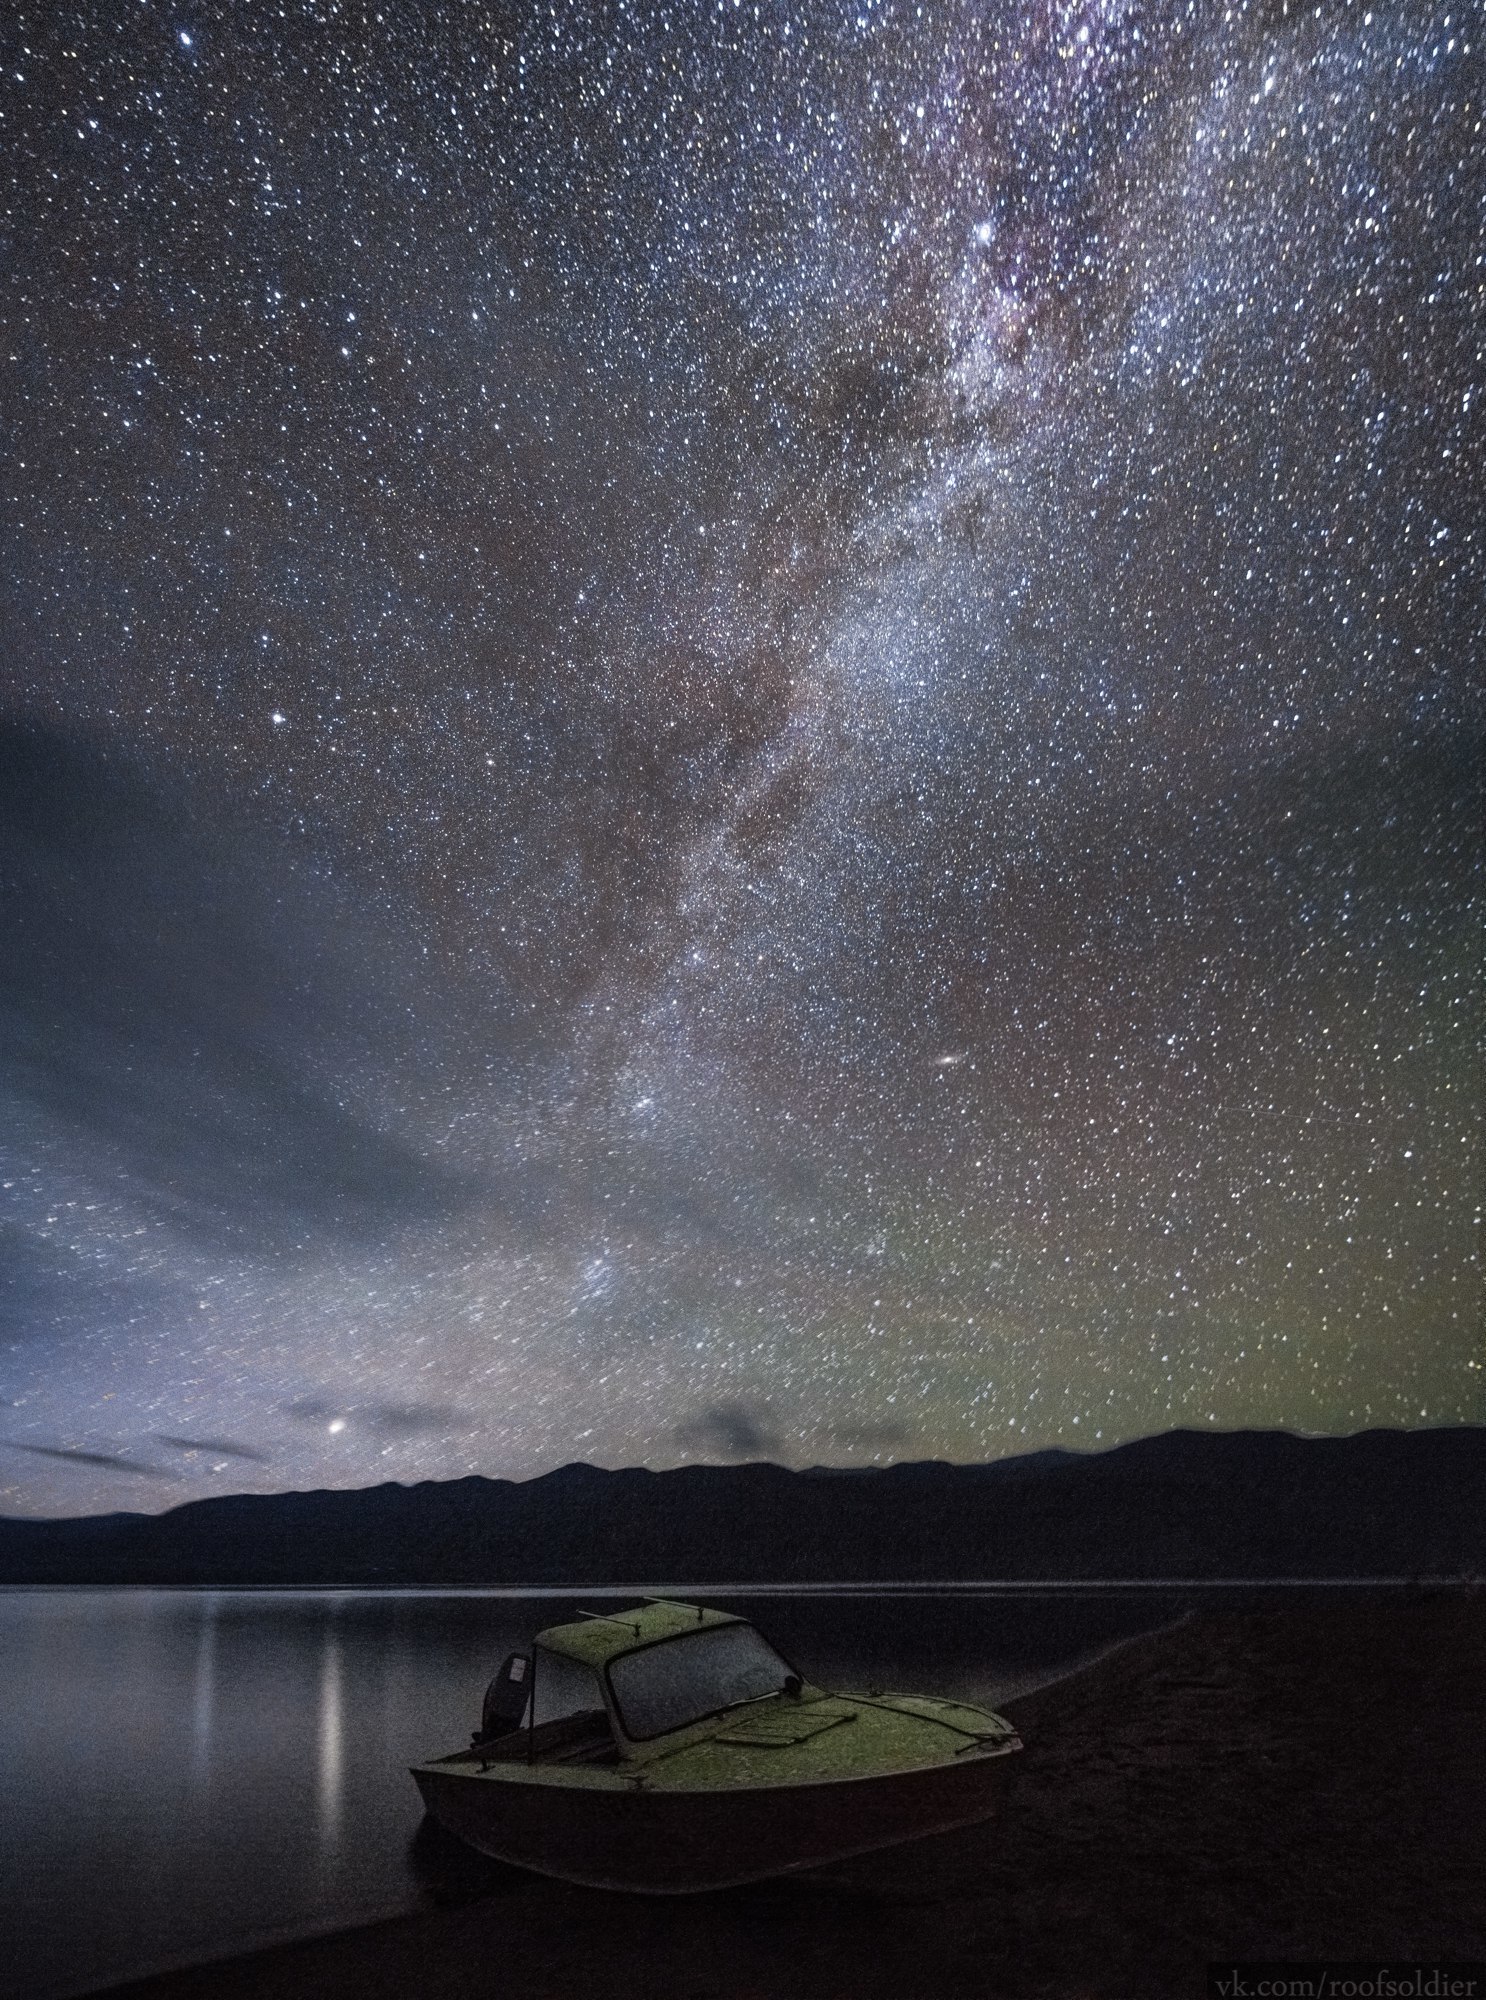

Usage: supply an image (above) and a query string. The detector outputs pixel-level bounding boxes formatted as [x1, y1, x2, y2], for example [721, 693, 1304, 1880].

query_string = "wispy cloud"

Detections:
[674, 1403, 777, 1461]
[284, 1397, 458, 1439]
[1, 1441, 180, 1478]
[0, 722, 468, 1254]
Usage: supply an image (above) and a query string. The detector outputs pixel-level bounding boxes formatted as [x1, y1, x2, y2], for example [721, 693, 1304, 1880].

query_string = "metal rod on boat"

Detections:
[575, 1610, 643, 1635]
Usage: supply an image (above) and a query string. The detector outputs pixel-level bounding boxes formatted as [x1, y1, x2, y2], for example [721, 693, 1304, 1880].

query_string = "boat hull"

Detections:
[411, 1745, 1018, 1894]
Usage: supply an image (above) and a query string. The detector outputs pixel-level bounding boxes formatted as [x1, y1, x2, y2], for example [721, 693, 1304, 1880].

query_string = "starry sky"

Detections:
[1, 0, 1480, 1517]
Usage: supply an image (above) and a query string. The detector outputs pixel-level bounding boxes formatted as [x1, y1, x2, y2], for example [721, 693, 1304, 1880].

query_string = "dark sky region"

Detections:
[0, 0, 1479, 1517]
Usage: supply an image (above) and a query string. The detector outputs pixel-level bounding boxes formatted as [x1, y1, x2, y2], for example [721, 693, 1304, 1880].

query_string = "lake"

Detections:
[0, 1584, 1192, 1999]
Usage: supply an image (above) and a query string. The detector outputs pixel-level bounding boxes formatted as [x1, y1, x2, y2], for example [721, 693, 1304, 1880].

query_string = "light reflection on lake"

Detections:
[317, 1612, 344, 1858]
[0, 1584, 1181, 2000]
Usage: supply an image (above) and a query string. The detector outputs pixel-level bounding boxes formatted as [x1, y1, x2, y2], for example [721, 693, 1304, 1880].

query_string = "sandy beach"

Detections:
[106, 1594, 1485, 2000]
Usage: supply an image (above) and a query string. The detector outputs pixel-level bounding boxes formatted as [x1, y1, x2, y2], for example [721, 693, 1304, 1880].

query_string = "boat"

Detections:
[410, 1598, 1022, 1893]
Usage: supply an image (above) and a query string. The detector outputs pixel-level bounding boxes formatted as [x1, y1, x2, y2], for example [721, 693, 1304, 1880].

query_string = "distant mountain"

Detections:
[0, 1427, 1481, 1587]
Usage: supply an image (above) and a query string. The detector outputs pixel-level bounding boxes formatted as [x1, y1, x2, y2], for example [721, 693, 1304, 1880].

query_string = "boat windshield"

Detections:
[607, 1623, 796, 1740]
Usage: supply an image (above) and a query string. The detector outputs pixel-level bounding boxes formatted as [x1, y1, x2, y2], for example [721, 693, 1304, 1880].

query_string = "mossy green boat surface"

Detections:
[411, 1599, 1021, 1892]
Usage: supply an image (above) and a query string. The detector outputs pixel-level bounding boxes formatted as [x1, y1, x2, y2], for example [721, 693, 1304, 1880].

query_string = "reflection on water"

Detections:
[190, 1592, 217, 1778]
[317, 1613, 344, 1857]
[0, 1585, 1181, 2000]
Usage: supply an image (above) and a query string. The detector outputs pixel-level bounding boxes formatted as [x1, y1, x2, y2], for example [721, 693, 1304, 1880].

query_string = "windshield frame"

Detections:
[529, 1644, 610, 1730]
[600, 1623, 802, 1743]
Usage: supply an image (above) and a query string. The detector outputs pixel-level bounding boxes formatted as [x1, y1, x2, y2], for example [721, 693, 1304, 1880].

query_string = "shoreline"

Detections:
[99, 1591, 1485, 2000]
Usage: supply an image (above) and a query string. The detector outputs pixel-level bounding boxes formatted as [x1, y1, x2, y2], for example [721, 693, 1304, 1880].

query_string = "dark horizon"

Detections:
[2, 1417, 1480, 1526]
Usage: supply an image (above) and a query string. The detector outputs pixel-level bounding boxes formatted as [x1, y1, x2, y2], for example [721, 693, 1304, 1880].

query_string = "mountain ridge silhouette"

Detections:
[1, 1426, 1480, 1586]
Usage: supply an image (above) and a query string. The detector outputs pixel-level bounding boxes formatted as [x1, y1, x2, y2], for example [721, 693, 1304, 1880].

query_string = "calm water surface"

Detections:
[0, 1585, 1184, 2000]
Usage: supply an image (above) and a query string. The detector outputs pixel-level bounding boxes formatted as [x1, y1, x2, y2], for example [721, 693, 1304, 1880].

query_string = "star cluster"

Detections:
[1, 0, 1479, 1513]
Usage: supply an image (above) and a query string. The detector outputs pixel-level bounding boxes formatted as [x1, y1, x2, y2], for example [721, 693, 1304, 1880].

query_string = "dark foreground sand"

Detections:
[110, 1595, 1484, 2000]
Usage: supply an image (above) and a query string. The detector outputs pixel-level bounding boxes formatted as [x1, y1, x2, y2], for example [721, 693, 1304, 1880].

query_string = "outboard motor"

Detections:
[473, 1651, 530, 1745]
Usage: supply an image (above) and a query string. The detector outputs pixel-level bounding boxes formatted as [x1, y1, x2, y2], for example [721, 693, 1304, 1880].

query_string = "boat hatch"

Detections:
[712, 1710, 852, 1748]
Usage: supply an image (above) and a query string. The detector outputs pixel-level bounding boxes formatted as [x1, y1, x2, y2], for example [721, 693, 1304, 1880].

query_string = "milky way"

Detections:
[1, 0, 1479, 1514]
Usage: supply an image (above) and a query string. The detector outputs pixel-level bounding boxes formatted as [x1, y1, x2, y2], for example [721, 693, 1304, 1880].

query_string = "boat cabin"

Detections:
[474, 1600, 805, 1767]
